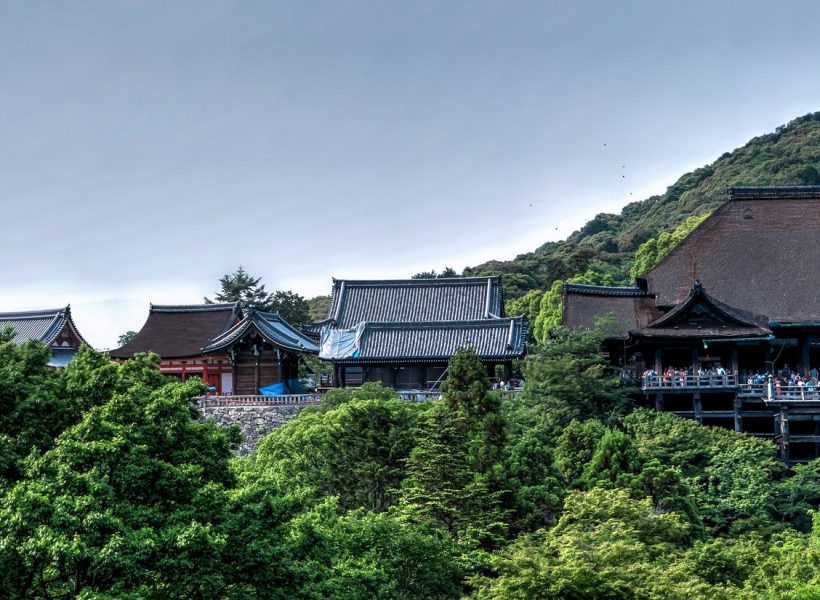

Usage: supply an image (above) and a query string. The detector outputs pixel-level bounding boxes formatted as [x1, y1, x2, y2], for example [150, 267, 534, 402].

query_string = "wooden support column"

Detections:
[733, 397, 743, 433]
[504, 361, 513, 381]
[692, 348, 699, 373]
[780, 406, 790, 462]
[254, 360, 260, 393]
[418, 366, 426, 389]
[654, 392, 664, 413]
[390, 367, 397, 389]
[655, 348, 663, 373]
[731, 349, 738, 376]
[799, 338, 810, 375]
[693, 392, 703, 423]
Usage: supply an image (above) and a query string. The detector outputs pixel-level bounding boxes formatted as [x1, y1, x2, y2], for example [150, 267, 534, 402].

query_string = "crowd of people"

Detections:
[641, 364, 732, 387]
[641, 362, 820, 399]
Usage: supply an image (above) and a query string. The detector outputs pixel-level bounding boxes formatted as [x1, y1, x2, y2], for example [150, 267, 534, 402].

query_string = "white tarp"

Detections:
[319, 322, 366, 359]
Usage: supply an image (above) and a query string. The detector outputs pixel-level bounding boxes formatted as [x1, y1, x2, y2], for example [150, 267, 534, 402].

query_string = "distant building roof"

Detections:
[202, 310, 319, 354]
[0, 306, 89, 367]
[320, 277, 525, 363]
[565, 186, 820, 337]
[563, 284, 661, 338]
[639, 186, 820, 323]
[322, 317, 526, 363]
[327, 277, 504, 329]
[629, 282, 771, 340]
[109, 303, 241, 359]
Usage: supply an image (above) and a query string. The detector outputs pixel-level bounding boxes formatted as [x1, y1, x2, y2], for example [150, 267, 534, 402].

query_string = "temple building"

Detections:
[201, 309, 318, 395]
[110, 303, 242, 393]
[0, 306, 89, 367]
[109, 303, 318, 395]
[319, 277, 527, 388]
[563, 186, 820, 462]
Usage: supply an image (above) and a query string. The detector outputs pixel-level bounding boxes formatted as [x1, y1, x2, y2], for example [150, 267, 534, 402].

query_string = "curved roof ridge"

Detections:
[331, 276, 498, 286]
[564, 283, 649, 297]
[728, 185, 820, 200]
[150, 302, 240, 313]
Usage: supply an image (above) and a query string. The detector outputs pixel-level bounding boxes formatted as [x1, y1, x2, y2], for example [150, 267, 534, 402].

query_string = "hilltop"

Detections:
[464, 112, 820, 299]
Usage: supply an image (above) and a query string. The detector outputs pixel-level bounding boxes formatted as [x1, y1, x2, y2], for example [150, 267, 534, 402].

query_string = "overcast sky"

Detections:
[2, 1, 819, 348]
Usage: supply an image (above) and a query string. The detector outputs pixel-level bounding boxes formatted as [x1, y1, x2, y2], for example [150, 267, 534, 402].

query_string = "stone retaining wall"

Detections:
[198, 403, 307, 456]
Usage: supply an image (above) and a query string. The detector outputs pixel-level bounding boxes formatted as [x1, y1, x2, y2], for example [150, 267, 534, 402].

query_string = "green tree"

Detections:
[253, 395, 418, 512]
[117, 330, 137, 346]
[531, 262, 616, 343]
[502, 428, 566, 533]
[554, 418, 606, 486]
[411, 267, 459, 279]
[307, 295, 332, 322]
[442, 347, 505, 475]
[513, 323, 632, 435]
[268, 289, 310, 326]
[399, 403, 505, 545]
[0, 352, 240, 598]
[578, 429, 642, 490]
[473, 488, 708, 600]
[205, 265, 275, 310]
[630, 212, 711, 278]
[774, 458, 820, 532]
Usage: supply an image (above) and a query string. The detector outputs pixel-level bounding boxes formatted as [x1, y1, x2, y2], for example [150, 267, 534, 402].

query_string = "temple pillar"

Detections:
[780, 406, 790, 462]
[654, 392, 664, 412]
[655, 348, 662, 373]
[731, 349, 738, 376]
[733, 397, 743, 432]
[799, 338, 810, 375]
[693, 392, 702, 423]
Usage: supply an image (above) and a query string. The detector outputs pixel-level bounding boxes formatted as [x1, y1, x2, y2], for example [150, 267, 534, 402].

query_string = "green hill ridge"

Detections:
[464, 111, 820, 300]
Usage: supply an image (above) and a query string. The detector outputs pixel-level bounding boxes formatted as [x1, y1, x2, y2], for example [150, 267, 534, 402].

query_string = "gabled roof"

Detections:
[327, 277, 504, 328]
[563, 284, 662, 339]
[639, 185, 820, 323]
[321, 317, 526, 363]
[0, 306, 88, 347]
[202, 310, 319, 354]
[630, 282, 771, 340]
[109, 303, 241, 359]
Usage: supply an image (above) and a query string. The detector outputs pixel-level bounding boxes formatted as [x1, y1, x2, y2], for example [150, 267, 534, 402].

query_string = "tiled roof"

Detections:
[727, 185, 820, 200]
[325, 317, 526, 363]
[0, 306, 88, 367]
[563, 286, 662, 338]
[630, 282, 771, 340]
[202, 310, 319, 354]
[327, 277, 504, 328]
[563, 283, 648, 297]
[109, 303, 241, 359]
[0, 306, 84, 346]
[640, 186, 820, 323]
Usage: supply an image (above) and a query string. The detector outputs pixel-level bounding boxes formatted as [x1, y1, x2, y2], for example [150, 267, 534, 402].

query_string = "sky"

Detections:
[2, 0, 820, 349]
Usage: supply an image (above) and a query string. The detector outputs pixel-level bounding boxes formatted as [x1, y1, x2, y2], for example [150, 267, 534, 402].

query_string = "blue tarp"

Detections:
[259, 382, 288, 395]
[288, 378, 305, 394]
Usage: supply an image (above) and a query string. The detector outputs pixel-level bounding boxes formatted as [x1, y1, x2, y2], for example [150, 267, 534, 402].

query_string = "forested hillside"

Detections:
[1, 326, 818, 598]
[465, 112, 820, 299]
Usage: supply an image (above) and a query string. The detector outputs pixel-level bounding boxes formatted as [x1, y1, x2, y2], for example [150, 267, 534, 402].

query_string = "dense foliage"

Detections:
[0, 331, 818, 598]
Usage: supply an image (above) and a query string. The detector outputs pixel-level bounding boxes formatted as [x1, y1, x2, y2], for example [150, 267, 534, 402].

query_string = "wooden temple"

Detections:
[110, 303, 242, 393]
[319, 277, 527, 388]
[563, 186, 820, 462]
[201, 309, 318, 396]
[110, 303, 318, 395]
[0, 306, 89, 367]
